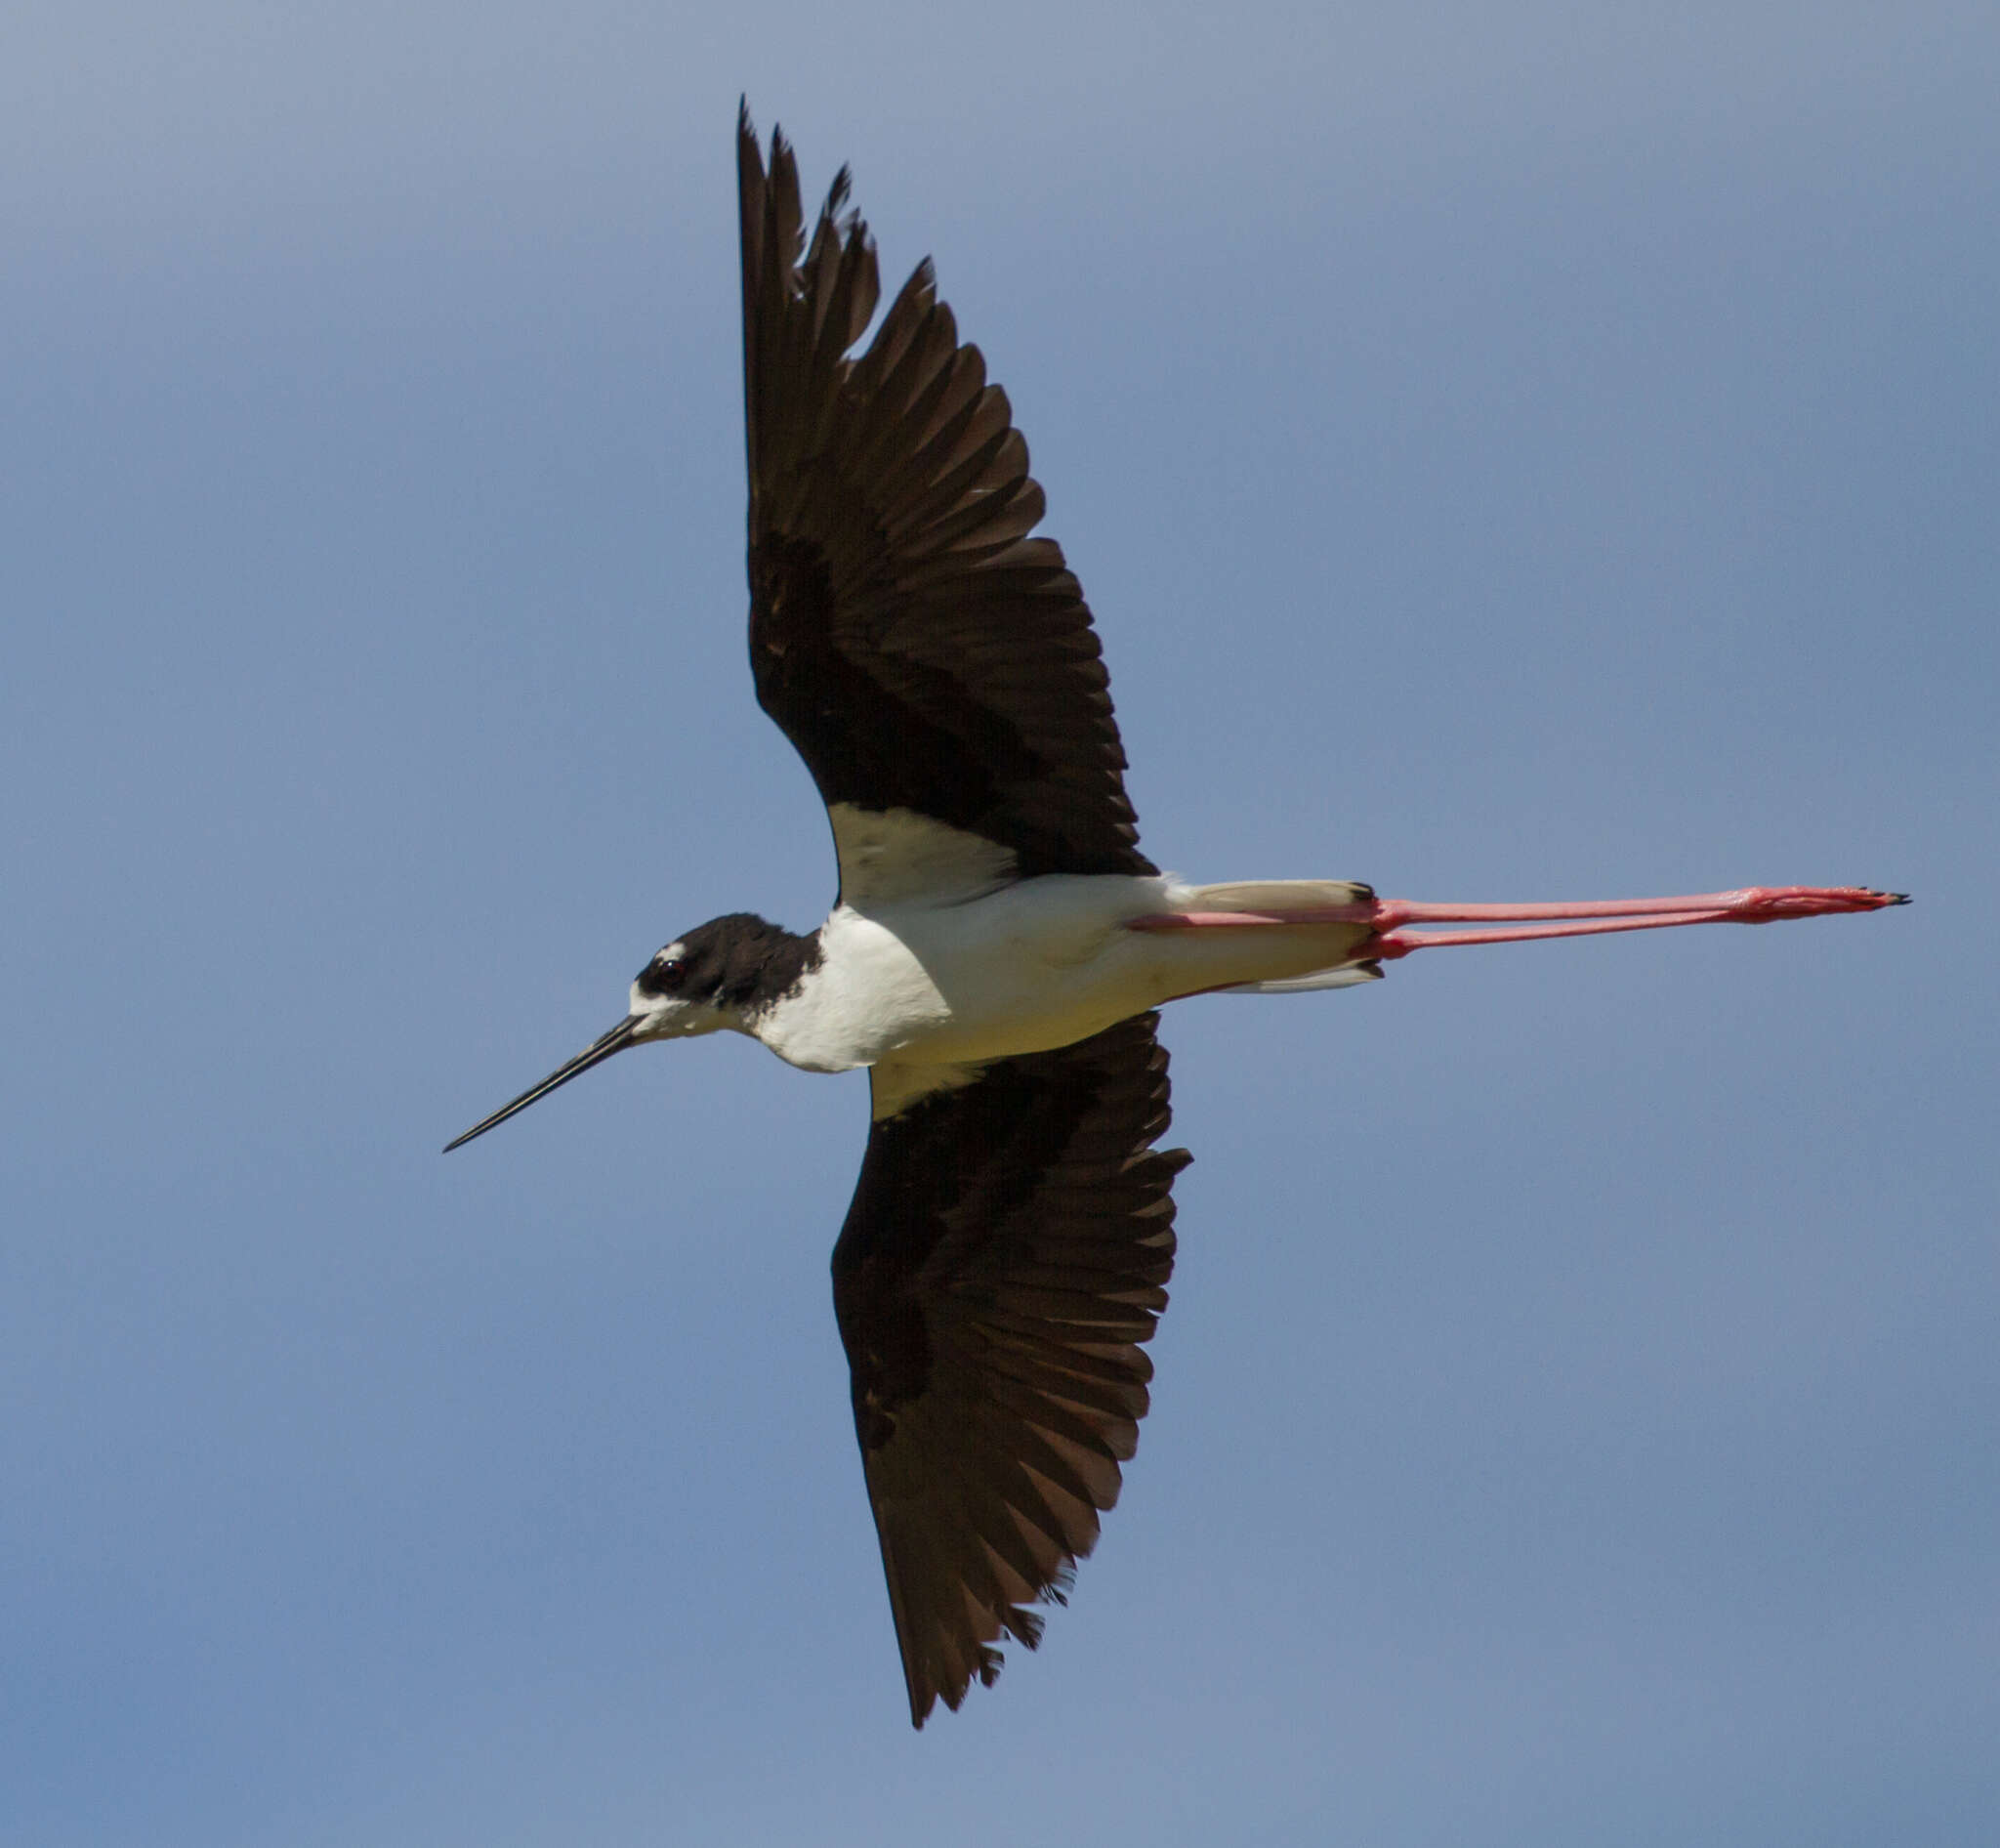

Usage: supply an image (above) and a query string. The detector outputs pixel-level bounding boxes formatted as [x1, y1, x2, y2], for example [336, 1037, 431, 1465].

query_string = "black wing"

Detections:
[830, 1016, 1188, 1726]
[737, 107, 1155, 882]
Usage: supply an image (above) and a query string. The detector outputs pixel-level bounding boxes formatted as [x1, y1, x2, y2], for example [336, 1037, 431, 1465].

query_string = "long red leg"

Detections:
[1126, 885, 1908, 961]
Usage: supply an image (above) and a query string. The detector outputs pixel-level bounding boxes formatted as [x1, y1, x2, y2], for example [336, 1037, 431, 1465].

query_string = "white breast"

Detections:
[757, 874, 1180, 1075]
[756, 808, 1380, 1080]
[752, 906, 952, 1073]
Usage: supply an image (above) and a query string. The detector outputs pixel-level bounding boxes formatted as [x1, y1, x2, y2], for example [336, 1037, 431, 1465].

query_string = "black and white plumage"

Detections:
[741, 126, 1153, 887]
[445, 106, 1905, 1728]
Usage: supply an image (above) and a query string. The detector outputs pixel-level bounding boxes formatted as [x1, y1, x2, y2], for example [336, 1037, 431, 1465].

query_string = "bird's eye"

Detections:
[638, 956, 687, 997]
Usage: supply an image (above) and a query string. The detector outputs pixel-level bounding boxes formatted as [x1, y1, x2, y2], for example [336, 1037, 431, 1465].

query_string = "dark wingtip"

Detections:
[824, 162, 853, 221]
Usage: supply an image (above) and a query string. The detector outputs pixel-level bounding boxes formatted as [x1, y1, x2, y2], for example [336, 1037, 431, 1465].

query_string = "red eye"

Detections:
[638, 956, 687, 998]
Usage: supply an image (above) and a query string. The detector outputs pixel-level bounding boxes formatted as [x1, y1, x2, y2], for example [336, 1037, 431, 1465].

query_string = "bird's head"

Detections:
[443, 912, 807, 1152]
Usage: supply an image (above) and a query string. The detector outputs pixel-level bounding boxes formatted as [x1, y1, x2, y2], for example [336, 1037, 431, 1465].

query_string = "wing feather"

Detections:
[738, 107, 1155, 883]
[829, 1015, 1187, 1726]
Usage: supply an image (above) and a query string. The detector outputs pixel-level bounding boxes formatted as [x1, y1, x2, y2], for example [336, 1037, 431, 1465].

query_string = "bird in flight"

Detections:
[446, 105, 1906, 1728]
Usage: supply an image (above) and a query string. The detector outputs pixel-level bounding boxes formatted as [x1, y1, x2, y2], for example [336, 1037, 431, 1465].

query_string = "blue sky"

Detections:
[5, 5, 1996, 1844]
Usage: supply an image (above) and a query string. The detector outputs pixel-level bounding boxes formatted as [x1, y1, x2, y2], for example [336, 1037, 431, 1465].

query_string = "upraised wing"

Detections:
[737, 108, 1155, 885]
[830, 1015, 1187, 1726]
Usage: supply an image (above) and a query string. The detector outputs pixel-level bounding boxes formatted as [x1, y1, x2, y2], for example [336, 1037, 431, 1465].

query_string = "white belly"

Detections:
[753, 873, 1374, 1075]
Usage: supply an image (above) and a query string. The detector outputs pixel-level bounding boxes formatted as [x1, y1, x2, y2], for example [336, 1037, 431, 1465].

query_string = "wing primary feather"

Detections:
[831, 1017, 1186, 1724]
[740, 115, 1155, 879]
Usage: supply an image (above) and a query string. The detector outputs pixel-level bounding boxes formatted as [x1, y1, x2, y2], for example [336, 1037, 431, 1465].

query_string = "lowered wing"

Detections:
[830, 1016, 1187, 1726]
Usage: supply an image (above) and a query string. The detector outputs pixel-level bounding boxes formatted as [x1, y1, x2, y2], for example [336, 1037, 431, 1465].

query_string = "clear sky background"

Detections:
[5, 5, 1996, 1844]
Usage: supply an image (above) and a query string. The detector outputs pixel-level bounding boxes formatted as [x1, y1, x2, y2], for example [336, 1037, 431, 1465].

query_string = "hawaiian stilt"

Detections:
[446, 107, 1906, 1728]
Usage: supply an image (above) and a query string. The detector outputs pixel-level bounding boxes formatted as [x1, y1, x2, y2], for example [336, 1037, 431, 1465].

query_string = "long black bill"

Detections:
[443, 1016, 643, 1153]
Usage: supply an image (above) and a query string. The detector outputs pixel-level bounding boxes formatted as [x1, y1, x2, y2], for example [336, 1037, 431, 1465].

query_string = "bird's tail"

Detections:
[1155, 879, 1385, 994]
